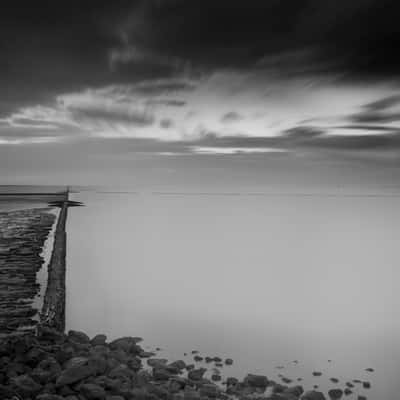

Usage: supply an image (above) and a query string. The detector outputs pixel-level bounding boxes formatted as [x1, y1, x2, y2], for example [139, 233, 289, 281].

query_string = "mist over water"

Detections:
[66, 186, 400, 400]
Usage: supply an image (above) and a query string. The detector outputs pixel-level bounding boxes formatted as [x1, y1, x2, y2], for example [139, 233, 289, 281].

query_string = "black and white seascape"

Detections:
[0, 2, 400, 400]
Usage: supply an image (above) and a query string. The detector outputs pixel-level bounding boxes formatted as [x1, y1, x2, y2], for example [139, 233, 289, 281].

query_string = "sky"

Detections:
[1, 0, 400, 186]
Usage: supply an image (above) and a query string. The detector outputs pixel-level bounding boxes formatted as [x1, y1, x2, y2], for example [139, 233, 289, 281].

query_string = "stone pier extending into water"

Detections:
[40, 199, 68, 332]
[0, 190, 69, 336]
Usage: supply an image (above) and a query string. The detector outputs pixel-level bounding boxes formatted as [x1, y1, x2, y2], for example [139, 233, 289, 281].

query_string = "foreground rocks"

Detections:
[0, 328, 349, 400]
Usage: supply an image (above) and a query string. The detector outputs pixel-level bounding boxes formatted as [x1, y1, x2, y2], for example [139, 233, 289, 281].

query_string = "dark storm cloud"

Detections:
[2, 0, 400, 117]
[114, 0, 400, 81]
[221, 112, 243, 123]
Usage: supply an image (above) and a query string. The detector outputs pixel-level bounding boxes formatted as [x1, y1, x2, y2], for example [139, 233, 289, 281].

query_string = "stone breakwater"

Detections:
[40, 203, 68, 332]
[0, 208, 56, 335]
[0, 329, 371, 400]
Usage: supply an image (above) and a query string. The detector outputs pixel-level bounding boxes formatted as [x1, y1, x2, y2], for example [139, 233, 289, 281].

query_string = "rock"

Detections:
[211, 374, 221, 381]
[226, 377, 239, 386]
[357, 397, 367, 400]
[105, 396, 125, 400]
[213, 357, 222, 363]
[153, 367, 173, 381]
[283, 386, 304, 397]
[225, 358, 233, 365]
[345, 382, 354, 388]
[80, 383, 107, 399]
[91, 334, 107, 346]
[193, 355, 203, 362]
[68, 330, 90, 344]
[362, 381, 371, 389]
[312, 372, 322, 377]
[365, 368, 374, 372]
[244, 374, 269, 388]
[147, 358, 168, 368]
[328, 389, 343, 399]
[109, 336, 143, 353]
[186, 364, 195, 371]
[88, 356, 108, 375]
[205, 356, 213, 363]
[188, 368, 207, 381]
[199, 383, 219, 398]
[344, 389, 352, 396]
[36, 395, 65, 400]
[330, 378, 339, 383]
[11, 374, 42, 396]
[56, 365, 94, 386]
[64, 356, 89, 369]
[167, 360, 186, 373]
[184, 387, 201, 400]
[301, 391, 326, 400]
[32, 357, 62, 383]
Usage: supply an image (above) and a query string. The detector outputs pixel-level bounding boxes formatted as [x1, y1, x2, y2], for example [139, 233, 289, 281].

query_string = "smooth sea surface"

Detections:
[63, 188, 400, 400]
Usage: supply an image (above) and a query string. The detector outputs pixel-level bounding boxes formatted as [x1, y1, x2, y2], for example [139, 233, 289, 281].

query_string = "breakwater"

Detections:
[0, 208, 56, 335]
[0, 191, 69, 336]
[40, 201, 68, 331]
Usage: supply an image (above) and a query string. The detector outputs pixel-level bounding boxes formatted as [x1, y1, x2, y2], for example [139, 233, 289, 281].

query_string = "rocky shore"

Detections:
[0, 208, 56, 335]
[0, 328, 371, 400]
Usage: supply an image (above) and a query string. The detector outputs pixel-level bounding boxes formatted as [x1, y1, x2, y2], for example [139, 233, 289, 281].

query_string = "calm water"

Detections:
[62, 189, 400, 399]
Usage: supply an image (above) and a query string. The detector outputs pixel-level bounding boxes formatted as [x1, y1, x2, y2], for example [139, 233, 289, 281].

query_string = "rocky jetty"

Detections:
[0, 328, 343, 400]
[0, 208, 56, 335]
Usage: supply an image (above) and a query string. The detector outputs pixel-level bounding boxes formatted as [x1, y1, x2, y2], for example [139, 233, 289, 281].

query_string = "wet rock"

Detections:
[64, 356, 89, 369]
[56, 364, 94, 386]
[80, 383, 107, 399]
[193, 355, 203, 362]
[11, 374, 42, 396]
[32, 357, 62, 383]
[343, 388, 352, 396]
[225, 358, 233, 365]
[328, 389, 343, 399]
[301, 390, 326, 400]
[345, 382, 354, 388]
[153, 367, 173, 381]
[362, 381, 371, 389]
[330, 378, 339, 383]
[283, 385, 304, 397]
[365, 368, 374, 372]
[147, 358, 168, 368]
[199, 383, 219, 398]
[188, 368, 207, 381]
[91, 334, 107, 346]
[68, 330, 90, 344]
[211, 374, 221, 382]
[312, 372, 322, 377]
[109, 336, 142, 353]
[167, 360, 186, 373]
[244, 374, 269, 388]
